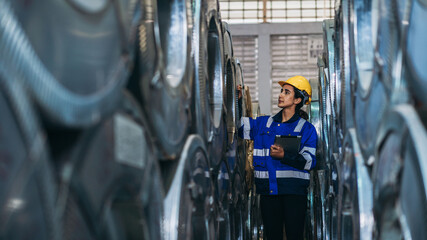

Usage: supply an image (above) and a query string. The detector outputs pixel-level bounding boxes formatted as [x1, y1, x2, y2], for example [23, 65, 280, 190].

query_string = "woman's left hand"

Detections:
[270, 144, 284, 159]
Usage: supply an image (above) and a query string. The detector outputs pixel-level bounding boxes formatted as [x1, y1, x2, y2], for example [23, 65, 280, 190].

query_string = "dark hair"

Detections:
[293, 86, 309, 120]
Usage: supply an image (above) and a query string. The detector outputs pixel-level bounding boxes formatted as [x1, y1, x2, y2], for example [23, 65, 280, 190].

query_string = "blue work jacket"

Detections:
[239, 110, 317, 195]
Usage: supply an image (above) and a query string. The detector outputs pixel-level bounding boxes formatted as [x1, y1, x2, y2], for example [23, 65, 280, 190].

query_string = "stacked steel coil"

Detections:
[0, 0, 257, 239]
[308, 0, 427, 239]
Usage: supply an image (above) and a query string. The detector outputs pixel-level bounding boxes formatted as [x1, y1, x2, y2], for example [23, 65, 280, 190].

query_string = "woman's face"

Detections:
[278, 84, 300, 109]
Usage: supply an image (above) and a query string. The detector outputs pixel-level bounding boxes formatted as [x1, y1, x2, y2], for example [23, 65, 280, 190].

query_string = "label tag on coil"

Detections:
[114, 114, 146, 169]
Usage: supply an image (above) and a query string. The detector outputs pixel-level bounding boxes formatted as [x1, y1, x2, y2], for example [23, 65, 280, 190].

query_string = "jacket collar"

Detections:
[272, 110, 300, 123]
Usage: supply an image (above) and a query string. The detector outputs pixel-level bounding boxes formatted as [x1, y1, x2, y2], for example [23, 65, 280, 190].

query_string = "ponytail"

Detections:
[293, 86, 309, 120]
[298, 109, 308, 120]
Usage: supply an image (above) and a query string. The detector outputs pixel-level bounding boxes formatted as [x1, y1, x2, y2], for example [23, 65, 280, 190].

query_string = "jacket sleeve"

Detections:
[238, 117, 257, 140]
[281, 124, 317, 170]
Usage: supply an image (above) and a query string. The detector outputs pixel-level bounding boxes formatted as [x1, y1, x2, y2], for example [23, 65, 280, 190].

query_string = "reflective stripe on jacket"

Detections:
[238, 111, 317, 195]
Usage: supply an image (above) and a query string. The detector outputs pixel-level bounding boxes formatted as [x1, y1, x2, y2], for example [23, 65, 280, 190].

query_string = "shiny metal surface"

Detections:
[164, 135, 214, 240]
[230, 171, 245, 240]
[373, 104, 427, 239]
[0, 80, 59, 239]
[135, 0, 193, 160]
[405, 0, 427, 103]
[222, 21, 234, 61]
[225, 58, 238, 146]
[338, 129, 374, 240]
[208, 109, 227, 170]
[204, 9, 226, 169]
[349, 0, 376, 98]
[191, 0, 211, 143]
[246, 189, 262, 240]
[208, 15, 225, 131]
[214, 159, 232, 240]
[2, 0, 135, 127]
[338, 0, 354, 132]
[56, 92, 163, 240]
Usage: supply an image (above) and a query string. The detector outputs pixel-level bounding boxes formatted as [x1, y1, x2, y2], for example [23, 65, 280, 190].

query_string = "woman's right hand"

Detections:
[270, 144, 284, 159]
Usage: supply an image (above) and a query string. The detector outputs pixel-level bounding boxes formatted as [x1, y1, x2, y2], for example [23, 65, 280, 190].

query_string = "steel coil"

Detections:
[56, 92, 163, 239]
[323, 20, 337, 118]
[349, 0, 376, 98]
[230, 170, 245, 240]
[213, 158, 232, 240]
[246, 189, 262, 240]
[204, 9, 227, 169]
[131, 0, 193, 160]
[191, 0, 211, 143]
[225, 58, 238, 146]
[222, 21, 234, 62]
[337, 0, 354, 132]
[235, 60, 247, 183]
[372, 104, 427, 239]
[405, 0, 427, 103]
[0, 80, 59, 239]
[164, 135, 215, 240]
[2, 0, 137, 127]
[337, 128, 374, 240]
[207, 110, 227, 170]
[327, 159, 339, 240]
[318, 56, 330, 167]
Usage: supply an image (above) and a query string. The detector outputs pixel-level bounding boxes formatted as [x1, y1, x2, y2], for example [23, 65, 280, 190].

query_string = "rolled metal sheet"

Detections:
[213, 159, 232, 240]
[353, 76, 388, 161]
[337, 0, 354, 132]
[405, 0, 427, 103]
[323, 19, 337, 119]
[133, 0, 193, 160]
[207, 14, 225, 133]
[222, 21, 234, 61]
[230, 171, 245, 240]
[236, 62, 247, 182]
[2, 0, 136, 127]
[225, 58, 238, 146]
[208, 110, 227, 170]
[337, 128, 374, 240]
[202, 10, 226, 170]
[353, 0, 406, 160]
[56, 92, 163, 239]
[164, 135, 214, 240]
[0, 81, 59, 239]
[373, 104, 427, 239]
[333, 19, 343, 131]
[349, 0, 376, 98]
[246, 189, 262, 240]
[318, 56, 330, 166]
[327, 159, 339, 240]
[190, 0, 210, 143]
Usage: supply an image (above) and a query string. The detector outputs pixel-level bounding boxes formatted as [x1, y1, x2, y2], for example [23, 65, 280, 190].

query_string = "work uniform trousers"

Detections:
[260, 194, 307, 240]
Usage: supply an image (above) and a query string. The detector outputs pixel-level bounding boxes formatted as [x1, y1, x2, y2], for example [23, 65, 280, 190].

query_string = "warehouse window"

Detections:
[271, 34, 322, 114]
[232, 36, 259, 102]
[219, 0, 334, 24]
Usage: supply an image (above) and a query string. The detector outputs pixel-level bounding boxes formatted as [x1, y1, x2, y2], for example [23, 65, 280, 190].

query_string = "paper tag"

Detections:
[114, 114, 146, 169]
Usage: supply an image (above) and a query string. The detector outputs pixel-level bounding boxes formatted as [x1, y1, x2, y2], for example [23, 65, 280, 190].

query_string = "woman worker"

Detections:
[239, 75, 317, 240]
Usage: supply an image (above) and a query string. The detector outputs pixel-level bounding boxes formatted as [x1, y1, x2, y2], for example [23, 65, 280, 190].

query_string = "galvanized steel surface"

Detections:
[311, 0, 427, 239]
[0, 0, 255, 238]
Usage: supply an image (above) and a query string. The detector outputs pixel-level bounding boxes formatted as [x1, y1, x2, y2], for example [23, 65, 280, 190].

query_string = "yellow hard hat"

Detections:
[278, 75, 312, 104]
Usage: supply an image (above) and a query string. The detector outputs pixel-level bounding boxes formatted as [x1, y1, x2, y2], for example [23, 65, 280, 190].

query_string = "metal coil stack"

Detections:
[0, 0, 256, 239]
[309, 0, 427, 239]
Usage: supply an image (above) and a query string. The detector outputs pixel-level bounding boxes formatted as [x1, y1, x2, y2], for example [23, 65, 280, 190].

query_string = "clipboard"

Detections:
[274, 135, 301, 154]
